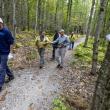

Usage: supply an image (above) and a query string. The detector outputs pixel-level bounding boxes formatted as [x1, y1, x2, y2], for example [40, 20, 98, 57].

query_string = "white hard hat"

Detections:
[0, 18, 3, 24]
[60, 29, 64, 32]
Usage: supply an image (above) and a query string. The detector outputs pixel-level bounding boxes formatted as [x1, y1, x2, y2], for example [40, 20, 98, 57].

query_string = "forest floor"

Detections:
[0, 37, 97, 110]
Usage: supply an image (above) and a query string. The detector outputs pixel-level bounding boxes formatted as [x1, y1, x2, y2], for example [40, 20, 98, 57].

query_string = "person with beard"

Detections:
[52, 29, 70, 69]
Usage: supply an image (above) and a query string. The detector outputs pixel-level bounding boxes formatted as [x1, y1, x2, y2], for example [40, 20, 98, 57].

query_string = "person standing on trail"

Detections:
[51, 30, 59, 60]
[35, 31, 50, 69]
[0, 18, 14, 92]
[69, 32, 75, 50]
[52, 29, 70, 69]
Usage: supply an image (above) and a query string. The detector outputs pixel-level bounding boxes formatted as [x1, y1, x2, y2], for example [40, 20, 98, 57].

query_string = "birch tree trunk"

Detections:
[91, 0, 108, 75]
[91, 42, 110, 110]
[84, 0, 96, 47]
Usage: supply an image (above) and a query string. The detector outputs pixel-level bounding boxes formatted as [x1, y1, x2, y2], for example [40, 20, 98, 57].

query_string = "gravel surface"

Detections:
[0, 64, 62, 110]
[0, 37, 86, 110]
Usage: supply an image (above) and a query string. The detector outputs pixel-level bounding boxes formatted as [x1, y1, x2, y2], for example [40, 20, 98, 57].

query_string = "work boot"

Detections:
[39, 65, 45, 69]
[50, 57, 55, 61]
[39, 65, 43, 69]
[5, 76, 14, 83]
[56, 64, 60, 68]
[59, 65, 63, 69]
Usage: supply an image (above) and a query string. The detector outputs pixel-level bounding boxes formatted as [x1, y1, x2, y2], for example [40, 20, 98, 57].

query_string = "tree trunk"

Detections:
[0, 0, 5, 20]
[35, 0, 38, 32]
[27, 0, 30, 31]
[66, 0, 72, 34]
[54, 0, 59, 30]
[84, 0, 96, 47]
[91, 42, 110, 110]
[41, 0, 45, 31]
[37, 0, 42, 31]
[12, 0, 16, 39]
[101, 1, 110, 38]
[91, 0, 108, 75]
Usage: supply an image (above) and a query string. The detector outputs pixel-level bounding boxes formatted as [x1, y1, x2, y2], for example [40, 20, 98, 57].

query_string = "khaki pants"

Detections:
[55, 47, 66, 66]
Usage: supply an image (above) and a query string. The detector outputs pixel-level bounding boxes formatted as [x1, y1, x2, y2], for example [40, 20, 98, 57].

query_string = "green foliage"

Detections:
[52, 97, 71, 110]
[15, 42, 23, 48]
[74, 38, 107, 64]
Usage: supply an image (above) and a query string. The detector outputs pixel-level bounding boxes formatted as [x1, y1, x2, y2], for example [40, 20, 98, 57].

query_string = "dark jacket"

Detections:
[0, 27, 14, 55]
[53, 32, 59, 48]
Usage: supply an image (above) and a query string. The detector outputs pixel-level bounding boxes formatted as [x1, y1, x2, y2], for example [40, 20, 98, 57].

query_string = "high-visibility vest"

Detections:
[69, 35, 75, 42]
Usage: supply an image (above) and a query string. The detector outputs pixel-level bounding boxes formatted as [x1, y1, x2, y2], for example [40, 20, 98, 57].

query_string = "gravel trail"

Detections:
[0, 37, 85, 110]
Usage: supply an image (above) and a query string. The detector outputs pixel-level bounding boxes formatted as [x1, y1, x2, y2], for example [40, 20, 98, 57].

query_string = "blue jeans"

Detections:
[69, 41, 74, 49]
[0, 54, 14, 88]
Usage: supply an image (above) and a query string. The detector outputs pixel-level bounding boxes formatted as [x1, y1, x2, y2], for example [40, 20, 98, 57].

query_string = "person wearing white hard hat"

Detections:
[52, 29, 70, 69]
[0, 18, 14, 92]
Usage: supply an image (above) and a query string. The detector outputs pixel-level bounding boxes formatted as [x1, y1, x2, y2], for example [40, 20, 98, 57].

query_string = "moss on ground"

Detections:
[74, 38, 107, 65]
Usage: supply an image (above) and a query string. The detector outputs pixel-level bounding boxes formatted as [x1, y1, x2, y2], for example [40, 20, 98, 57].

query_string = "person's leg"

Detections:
[0, 55, 2, 91]
[69, 42, 72, 50]
[55, 48, 61, 66]
[52, 47, 55, 59]
[38, 48, 42, 66]
[40, 48, 45, 65]
[5, 66, 14, 83]
[6, 66, 14, 78]
[0, 55, 1, 65]
[54, 48, 57, 59]
[72, 42, 74, 49]
[38, 48, 45, 68]
[60, 48, 66, 67]
[0, 55, 8, 89]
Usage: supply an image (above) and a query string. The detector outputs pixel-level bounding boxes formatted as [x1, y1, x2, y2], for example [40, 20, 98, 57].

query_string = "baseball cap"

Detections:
[60, 29, 64, 32]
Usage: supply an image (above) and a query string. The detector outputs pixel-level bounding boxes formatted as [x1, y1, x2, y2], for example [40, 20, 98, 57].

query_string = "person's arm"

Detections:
[43, 37, 51, 46]
[45, 37, 51, 43]
[6, 30, 14, 45]
[53, 34, 56, 41]
[52, 37, 59, 44]
[5, 29, 14, 53]
[35, 37, 40, 48]
[63, 36, 70, 47]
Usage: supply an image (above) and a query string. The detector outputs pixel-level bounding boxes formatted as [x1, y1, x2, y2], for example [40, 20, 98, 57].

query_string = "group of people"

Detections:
[35, 29, 75, 69]
[0, 17, 75, 92]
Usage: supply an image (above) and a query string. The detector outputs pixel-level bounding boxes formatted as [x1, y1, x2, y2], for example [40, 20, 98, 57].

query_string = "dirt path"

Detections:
[0, 38, 85, 110]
